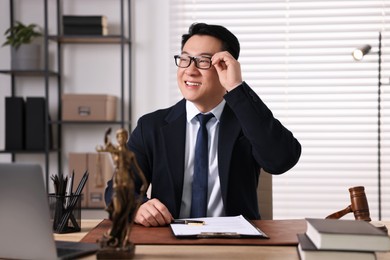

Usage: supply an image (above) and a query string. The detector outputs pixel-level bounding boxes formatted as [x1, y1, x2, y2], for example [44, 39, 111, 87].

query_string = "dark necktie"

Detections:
[190, 113, 214, 218]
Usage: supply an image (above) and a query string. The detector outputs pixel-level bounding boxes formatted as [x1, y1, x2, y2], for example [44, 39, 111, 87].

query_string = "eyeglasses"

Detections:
[174, 55, 212, 70]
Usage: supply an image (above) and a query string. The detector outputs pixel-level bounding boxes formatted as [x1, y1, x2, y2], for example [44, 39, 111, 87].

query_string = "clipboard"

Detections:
[170, 215, 269, 239]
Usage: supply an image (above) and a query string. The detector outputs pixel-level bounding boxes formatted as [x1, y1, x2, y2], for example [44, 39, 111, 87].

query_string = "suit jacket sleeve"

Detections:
[223, 81, 301, 174]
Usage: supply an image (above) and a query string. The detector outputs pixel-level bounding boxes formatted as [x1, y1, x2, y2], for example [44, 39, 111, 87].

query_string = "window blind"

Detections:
[169, 0, 390, 220]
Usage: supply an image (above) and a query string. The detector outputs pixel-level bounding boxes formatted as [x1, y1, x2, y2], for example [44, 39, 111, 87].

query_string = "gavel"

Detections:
[326, 186, 371, 221]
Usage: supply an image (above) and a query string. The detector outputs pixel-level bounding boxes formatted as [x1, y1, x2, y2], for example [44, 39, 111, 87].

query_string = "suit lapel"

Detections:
[161, 99, 187, 214]
[218, 105, 241, 207]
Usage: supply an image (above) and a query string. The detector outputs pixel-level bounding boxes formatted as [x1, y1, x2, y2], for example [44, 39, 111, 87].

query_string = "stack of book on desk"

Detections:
[297, 218, 390, 260]
[63, 15, 108, 36]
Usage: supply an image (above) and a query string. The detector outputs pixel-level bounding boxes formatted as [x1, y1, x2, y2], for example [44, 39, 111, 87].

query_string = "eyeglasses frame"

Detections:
[174, 54, 212, 70]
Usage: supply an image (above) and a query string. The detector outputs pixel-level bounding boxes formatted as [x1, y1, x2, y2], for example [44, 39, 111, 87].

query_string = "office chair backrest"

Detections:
[257, 169, 273, 220]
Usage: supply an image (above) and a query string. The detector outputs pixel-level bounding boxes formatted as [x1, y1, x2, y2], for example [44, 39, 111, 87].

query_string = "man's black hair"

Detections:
[181, 23, 240, 60]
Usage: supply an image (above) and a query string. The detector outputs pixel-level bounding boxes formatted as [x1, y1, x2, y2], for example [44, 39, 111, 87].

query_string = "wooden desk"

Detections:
[54, 220, 99, 242]
[55, 219, 390, 260]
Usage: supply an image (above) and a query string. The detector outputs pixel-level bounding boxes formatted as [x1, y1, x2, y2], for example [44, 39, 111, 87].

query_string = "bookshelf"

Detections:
[1, 0, 131, 203]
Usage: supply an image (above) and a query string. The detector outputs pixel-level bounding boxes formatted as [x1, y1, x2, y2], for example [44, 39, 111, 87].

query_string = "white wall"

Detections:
[0, 0, 171, 171]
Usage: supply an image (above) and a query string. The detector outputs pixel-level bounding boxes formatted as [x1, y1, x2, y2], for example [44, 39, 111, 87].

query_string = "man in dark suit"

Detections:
[105, 22, 301, 227]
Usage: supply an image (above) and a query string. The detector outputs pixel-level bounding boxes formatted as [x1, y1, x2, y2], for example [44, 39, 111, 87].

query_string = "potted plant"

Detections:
[2, 21, 42, 70]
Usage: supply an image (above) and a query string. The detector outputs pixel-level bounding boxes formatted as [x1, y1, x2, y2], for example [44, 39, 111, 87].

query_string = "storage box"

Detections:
[87, 153, 114, 208]
[62, 94, 117, 121]
[68, 153, 88, 208]
[68, 152, 114, 208]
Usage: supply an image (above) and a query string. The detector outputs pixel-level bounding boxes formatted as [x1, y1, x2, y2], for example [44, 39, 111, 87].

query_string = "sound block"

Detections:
[370, 221, 388, 234]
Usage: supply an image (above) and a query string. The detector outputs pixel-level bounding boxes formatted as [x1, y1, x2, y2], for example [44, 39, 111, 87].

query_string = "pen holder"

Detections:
[48, 193, 82, 234]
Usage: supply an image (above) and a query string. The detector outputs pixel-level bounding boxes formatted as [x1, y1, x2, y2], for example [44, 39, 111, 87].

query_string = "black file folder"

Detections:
[5, 97, 25, 150]
[25, 97, 52, 150]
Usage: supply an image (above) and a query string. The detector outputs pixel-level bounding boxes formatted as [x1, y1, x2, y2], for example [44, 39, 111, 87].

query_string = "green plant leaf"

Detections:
[2, 21, 42, 49]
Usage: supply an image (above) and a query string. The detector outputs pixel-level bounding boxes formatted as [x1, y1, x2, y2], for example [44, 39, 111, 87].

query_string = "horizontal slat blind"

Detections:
[169, 0, 390, 220]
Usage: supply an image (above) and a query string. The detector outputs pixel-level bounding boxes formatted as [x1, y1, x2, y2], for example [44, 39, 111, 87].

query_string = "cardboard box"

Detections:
[62, 94, 117, 121]
[68, 153, 88, 208]
[87, 153, 114, 208]
[68, 152, 114, 208]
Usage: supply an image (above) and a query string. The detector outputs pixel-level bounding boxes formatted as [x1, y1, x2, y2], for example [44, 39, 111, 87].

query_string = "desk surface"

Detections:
[55, 219, 390, 260]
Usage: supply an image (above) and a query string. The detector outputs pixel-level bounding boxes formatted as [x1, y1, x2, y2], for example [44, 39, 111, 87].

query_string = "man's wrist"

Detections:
[226, 81, 243, 92]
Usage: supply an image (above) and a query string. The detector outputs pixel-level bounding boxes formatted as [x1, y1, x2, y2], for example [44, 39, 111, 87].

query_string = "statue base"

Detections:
[96, 243, 135, 259]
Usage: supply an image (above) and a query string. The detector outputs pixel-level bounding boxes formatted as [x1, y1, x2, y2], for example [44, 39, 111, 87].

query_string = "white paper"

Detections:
[170, 215, 268, 237]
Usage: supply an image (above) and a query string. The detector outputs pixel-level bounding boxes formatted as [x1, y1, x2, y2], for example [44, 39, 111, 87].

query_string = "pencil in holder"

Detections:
[48, 193, 82, 234]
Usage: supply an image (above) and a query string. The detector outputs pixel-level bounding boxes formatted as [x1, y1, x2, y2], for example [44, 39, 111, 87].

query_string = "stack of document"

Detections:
[170, 215, 269, 238]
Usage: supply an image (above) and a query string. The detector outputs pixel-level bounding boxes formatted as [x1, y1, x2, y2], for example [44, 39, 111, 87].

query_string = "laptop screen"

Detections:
[0, 163, 98, 260]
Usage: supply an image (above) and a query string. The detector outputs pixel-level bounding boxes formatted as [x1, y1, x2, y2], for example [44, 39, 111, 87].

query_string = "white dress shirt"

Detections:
[179, 100, 226, 218]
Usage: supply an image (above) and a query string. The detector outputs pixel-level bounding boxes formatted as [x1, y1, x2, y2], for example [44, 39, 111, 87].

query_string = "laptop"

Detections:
[0, 163, 98, 260]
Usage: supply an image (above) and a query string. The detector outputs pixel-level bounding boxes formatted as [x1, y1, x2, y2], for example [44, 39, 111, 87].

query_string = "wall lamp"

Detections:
[352, 44, 372, 61]
[352, 32, 382, 220]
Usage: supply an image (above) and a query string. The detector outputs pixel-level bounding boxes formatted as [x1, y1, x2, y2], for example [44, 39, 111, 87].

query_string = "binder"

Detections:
[25, 97, 51, 150]
[5, 97, 25, 150]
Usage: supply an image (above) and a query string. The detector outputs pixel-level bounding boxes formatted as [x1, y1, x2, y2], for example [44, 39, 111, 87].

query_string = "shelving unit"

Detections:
[0, 1, 60, 190]
[1, 0, 131, 198]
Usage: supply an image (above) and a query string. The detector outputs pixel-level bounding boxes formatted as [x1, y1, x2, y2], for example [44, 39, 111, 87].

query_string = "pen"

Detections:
[172, 219, 205, 225]
[65, 171, 74, 207]
[56, 171, 88, 232]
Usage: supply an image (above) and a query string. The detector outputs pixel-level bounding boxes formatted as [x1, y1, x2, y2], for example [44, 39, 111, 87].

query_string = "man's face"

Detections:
[177, 35, 226, 112]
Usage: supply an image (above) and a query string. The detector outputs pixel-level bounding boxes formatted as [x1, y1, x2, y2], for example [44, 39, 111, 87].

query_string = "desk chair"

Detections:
[257, 169, 273, 220]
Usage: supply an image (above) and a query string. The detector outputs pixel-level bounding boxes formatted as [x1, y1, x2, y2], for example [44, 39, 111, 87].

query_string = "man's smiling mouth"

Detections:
[185, 81, 201, 86]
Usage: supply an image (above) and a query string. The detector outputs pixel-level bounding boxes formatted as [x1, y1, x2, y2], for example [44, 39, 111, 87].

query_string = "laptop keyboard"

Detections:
[55, 241, 98, 259]
[57, 247, 83, 257]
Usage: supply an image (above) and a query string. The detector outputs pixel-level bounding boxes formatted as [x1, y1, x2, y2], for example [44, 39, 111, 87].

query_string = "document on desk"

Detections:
[170, 215, 269, 239]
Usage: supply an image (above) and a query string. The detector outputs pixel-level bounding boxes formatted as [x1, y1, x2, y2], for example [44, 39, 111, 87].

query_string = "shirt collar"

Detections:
[186, 99, 226, 123]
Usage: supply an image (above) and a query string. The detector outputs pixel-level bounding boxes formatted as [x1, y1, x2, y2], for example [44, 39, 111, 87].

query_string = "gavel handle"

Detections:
[325, 205, 352, 219]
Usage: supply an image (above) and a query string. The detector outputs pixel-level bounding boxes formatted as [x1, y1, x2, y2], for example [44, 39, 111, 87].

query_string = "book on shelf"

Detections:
[63, 25, 108, 36]
[297, 233, 376, 260]
[63, 15, 108, 27]
[306, 218, 390, 252]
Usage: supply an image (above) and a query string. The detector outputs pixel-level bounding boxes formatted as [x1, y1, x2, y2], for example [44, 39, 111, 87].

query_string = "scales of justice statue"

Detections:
[96, 128, 147, 259]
